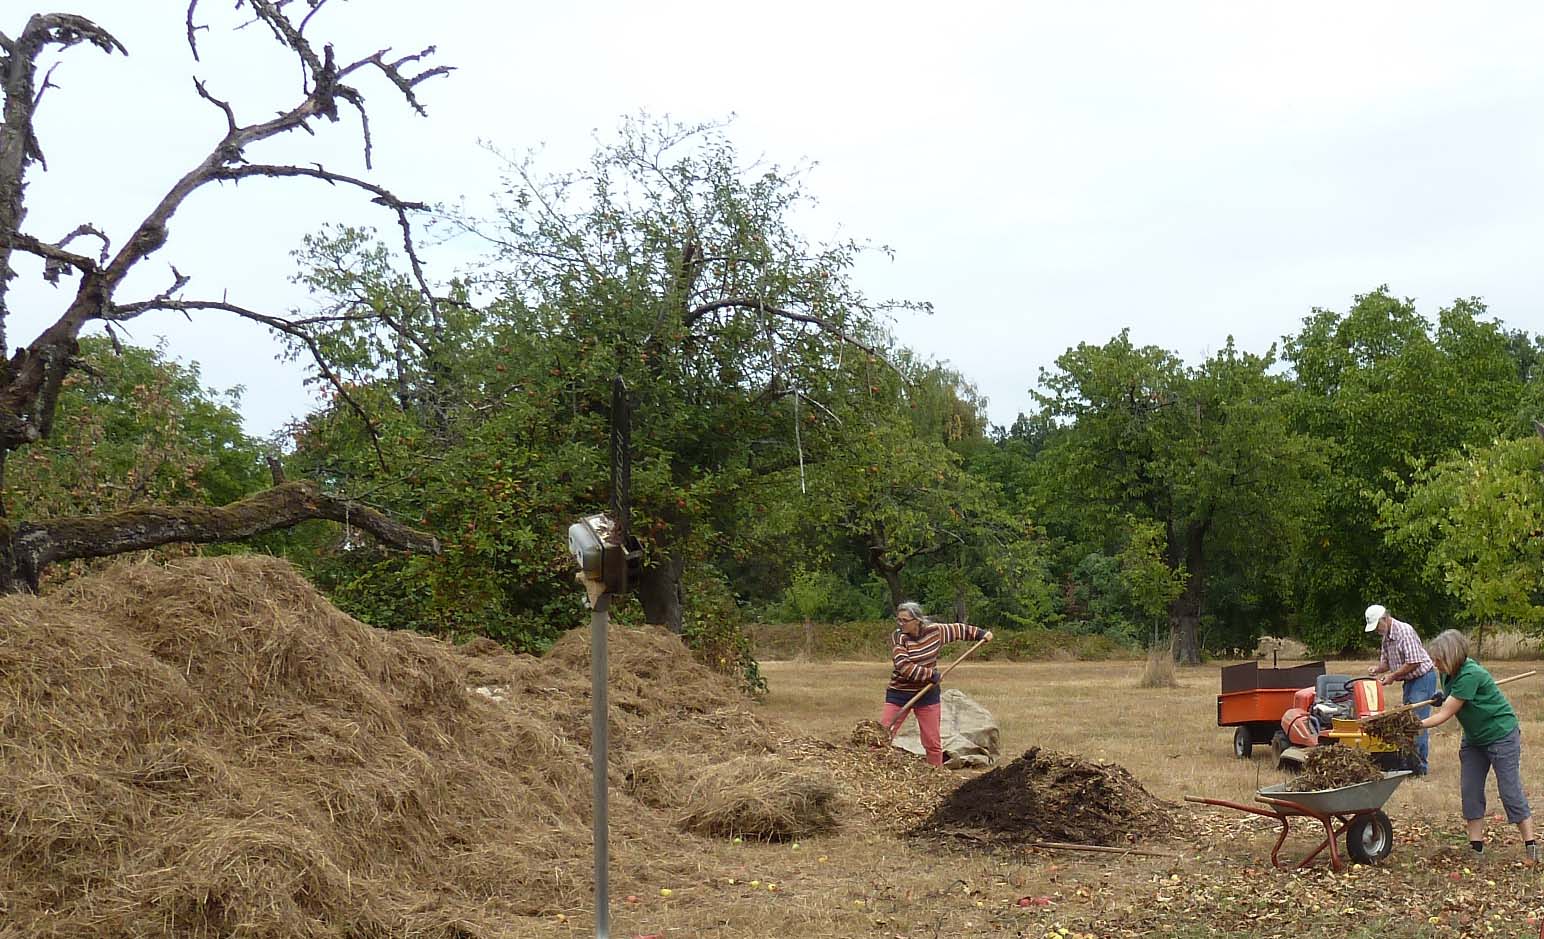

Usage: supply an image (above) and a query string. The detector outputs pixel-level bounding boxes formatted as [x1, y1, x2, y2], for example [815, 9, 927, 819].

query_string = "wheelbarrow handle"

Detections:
[1184, 794, 1281, 819]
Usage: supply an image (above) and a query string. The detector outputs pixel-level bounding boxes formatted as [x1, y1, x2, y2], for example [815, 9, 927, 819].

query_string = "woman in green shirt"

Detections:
[1419, 629, 1537, 863]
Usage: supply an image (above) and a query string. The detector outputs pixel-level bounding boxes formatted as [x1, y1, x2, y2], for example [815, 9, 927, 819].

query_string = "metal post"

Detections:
[591, 592, 610, 939]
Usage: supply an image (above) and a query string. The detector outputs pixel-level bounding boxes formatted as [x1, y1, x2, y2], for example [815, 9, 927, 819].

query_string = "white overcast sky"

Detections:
[11, 2, 1544, 435]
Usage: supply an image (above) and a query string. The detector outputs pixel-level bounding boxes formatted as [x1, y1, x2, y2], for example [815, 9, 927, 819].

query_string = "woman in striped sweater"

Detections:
[882, 601, 993, 766]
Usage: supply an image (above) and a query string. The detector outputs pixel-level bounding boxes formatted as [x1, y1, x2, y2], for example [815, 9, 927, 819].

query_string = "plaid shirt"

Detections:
[1378, 618, 1433, 680]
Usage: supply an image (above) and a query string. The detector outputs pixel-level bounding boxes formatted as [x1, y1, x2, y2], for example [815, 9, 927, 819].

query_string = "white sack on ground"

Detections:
[892, 688, 1000, 768]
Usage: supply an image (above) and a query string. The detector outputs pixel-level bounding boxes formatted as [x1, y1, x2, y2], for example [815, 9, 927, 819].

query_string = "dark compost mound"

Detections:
[914, 746, 1174, 846]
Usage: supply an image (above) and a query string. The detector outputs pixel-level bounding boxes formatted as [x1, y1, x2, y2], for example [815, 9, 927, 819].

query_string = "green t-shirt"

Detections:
[1441, 659, 1518, 746]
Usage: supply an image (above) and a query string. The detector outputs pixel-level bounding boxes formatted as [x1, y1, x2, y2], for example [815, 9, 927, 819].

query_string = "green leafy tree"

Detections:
[1117, 517, 1188, 646]
[1378, 434, 1544, 636]
[7, 337, 264, 523]
[742, 349, 1052, 624]
[5, 337, 271, 588]
[1283, 288, 1524, 649]
[284, 120, 909, 651]
[1031, 331, 1319, 662]
[465, 118, 905, 631]
[783, 564, 841, 653]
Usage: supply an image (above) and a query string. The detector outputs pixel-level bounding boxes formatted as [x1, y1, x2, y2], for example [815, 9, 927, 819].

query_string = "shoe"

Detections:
[1525, 843, 1540, 866]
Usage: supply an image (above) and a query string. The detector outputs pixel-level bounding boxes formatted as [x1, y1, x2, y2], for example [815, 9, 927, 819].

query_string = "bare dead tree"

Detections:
[0, 3, 448, 592]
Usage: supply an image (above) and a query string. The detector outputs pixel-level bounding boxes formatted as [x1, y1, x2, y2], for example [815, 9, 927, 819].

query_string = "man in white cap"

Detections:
[1366, 603, 1438, 774]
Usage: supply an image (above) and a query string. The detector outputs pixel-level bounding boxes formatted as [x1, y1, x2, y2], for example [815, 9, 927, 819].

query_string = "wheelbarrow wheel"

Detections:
[1233, 727, 1253, 760]
[1345, 810, 1393, 864]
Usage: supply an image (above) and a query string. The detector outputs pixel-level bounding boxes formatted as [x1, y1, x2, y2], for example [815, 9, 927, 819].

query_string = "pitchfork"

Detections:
[1357, 669, 1536, 722]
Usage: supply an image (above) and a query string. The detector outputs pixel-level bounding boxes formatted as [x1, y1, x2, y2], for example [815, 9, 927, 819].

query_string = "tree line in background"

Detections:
[16, 121, 1544, 675]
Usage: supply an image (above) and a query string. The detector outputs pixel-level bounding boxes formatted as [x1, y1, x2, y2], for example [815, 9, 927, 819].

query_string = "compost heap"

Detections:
[1288, 745, 1384, 791]
[914, 746, 1175, 846]
[0, 556, 840, 939]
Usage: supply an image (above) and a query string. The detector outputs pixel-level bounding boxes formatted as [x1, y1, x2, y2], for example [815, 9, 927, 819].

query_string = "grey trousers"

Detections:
[1459, 727, 1532, 824]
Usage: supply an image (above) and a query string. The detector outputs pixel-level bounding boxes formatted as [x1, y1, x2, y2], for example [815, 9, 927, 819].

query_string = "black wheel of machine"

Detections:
[1233, 726, 1253, 759]
[1345, 810, 1394, 864]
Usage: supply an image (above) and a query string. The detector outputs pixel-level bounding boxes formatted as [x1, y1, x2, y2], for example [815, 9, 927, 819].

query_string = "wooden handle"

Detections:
[1026, 840, 1178, 859]
[1365, 669, 1537, 719]
[885, 637, 989, 736]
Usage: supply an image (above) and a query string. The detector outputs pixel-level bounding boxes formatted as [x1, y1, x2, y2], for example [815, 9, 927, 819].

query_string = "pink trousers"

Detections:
[882, 701, 944, 766]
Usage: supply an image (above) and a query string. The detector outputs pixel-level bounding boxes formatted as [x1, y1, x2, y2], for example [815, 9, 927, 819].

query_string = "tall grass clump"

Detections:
[1137, 644, 1179, 688]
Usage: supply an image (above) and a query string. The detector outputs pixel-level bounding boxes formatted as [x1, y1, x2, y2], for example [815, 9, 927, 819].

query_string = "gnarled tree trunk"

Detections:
[1168, 518, 1210, 666]
[0, 481, 438, 593]
[867, 523, 907, 613]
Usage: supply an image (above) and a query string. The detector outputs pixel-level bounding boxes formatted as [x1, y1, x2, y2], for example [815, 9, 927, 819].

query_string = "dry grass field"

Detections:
[760, 657, 1544, 820]
[550, 657, 1544, 939]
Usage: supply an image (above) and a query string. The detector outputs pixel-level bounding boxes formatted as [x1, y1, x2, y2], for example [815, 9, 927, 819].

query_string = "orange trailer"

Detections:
[1217, 659, 1326, 759]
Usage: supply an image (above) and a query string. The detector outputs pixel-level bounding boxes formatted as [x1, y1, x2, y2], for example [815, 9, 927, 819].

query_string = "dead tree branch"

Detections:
[0, 2, 448, 460]
[685, 296, 896, 368]
[1, 14, 125, 359]
[109, 295, 390, 468]
[55, 223, 111, 263]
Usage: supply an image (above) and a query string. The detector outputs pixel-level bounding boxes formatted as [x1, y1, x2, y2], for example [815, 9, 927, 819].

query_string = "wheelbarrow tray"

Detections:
[1257, 770, 1411, 815]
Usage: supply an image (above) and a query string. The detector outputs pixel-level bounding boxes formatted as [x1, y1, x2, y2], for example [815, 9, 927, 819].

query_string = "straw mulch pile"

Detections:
[913, 746, 1176, 847]
[673, 756, 840, 839]
[1288, 745, 1384, 792]
[0, 555, 836, 939]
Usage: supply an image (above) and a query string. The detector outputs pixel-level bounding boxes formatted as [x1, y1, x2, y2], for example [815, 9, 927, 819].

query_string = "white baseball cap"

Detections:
[1364, 604, 1387, 632]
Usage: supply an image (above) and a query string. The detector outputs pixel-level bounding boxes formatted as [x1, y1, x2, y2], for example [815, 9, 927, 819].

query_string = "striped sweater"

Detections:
[887, 622, 986, 698]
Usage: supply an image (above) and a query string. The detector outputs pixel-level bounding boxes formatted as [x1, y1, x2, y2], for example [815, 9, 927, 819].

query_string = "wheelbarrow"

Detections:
[1185, 770, 1412, 872]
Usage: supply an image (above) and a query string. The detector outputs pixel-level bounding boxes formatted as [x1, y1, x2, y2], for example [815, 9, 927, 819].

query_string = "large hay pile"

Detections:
[0, 556, 834, 938]
[914, 746, 1175, 846]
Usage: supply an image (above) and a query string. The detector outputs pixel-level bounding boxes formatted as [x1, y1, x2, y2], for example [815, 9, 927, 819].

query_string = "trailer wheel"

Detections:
[1233, 726, 1253, 759]
[1346, 810, 1393, 864]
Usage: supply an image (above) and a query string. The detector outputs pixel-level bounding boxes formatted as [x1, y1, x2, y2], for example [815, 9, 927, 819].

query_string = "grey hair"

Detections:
[896, 601, 929, 623]
[1427, 629, 1470, 674]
